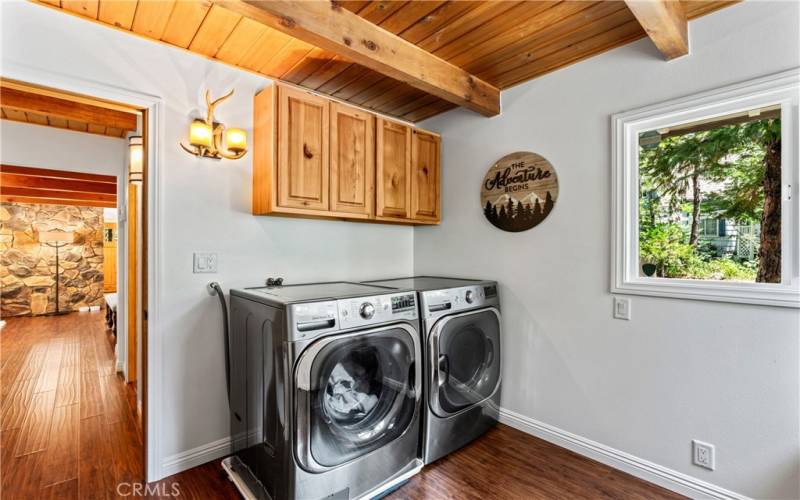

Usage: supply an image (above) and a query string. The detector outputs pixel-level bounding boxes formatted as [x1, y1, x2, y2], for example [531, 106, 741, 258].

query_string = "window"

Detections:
[612, 70, 799, 307]
[700, 219, 721, 238]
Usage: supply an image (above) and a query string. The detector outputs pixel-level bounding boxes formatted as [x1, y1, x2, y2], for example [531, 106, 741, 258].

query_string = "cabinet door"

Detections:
[277, 86, 329, 211]
[330, 103, 375, 217]
[376, 118, 411, 219]
[411, 129, 440, 222]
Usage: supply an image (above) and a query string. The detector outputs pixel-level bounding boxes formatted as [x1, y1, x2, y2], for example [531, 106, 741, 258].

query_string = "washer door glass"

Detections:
[301, 327, 418, 469]
[431, 308, 501, 417]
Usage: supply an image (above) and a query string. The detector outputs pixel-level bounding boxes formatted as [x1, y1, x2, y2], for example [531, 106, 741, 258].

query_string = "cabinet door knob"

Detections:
[303, 143, 313, 159]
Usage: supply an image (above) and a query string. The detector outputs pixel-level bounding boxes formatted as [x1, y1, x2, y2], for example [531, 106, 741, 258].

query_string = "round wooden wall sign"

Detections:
[481, 151, 559, 232]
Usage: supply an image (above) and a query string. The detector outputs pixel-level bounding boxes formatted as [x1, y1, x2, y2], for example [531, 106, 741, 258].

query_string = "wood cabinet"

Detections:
[277, 85, 329, 211]
[376, 118, 411, 220]
[330, 103, 374, 218]
[102, 222, 116, 293]
[411, 129, 441, 222]
[253, 83, 440, 225]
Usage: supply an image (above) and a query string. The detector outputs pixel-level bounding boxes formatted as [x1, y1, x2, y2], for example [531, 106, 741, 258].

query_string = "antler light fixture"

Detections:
[181, 89, 247, 160]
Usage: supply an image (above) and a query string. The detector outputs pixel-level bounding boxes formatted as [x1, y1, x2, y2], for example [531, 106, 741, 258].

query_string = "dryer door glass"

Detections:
[431, 308, 501, 417]
[298, 326, 418, 470]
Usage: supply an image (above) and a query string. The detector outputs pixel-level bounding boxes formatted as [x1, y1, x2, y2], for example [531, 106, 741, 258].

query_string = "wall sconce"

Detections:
[181, 90, 247, 160]
[129, 135, 143, 184]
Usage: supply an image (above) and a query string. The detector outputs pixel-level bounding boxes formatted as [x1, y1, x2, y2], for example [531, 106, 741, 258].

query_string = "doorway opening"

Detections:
[0, 79, 149, 496]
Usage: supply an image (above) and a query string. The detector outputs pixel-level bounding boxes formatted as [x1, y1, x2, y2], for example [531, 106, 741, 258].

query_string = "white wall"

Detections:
[417, 2, 800, 498]
[0, 119, 126, 176]
[0, 0, 413, 478]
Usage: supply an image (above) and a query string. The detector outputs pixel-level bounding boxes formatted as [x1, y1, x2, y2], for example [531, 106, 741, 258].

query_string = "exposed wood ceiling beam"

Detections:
[0, 85, 138, 131]
[216, 0, 501, 117]
[0, 195, 116, 209]
[0, 173, 117, 195]
[1, 186, 116, 204]
[624, 0, 689, 60]
[0, 164, 117, 184]
[0, 165, 117, 208]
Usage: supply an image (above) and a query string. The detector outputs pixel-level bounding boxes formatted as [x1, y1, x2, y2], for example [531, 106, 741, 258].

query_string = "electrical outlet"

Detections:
[692, 440, 715, 470]
[613, 297, 631, 320]
[193, 252, 218, 274]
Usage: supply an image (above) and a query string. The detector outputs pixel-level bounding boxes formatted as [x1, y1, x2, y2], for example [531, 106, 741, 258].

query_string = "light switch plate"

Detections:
[193, 252, 218, 273]
[613, 297, 631, 320]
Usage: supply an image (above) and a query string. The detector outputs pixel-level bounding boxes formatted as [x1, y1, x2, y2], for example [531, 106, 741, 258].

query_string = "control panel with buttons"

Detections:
[423, 284, 498, 321]
[338, 292, 418, 330]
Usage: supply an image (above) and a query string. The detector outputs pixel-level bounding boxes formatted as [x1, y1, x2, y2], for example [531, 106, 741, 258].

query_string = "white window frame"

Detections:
[700, 219, 720, 238]
[612, 69, 800, 308]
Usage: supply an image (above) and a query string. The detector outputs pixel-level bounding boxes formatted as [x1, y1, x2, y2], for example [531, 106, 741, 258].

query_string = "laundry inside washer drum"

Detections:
[324, 359, 380, 419]
[313, 341, 414, 461]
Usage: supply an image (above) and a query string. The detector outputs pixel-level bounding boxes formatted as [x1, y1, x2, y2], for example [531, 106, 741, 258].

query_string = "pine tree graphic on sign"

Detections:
[480, 152, 559, 232]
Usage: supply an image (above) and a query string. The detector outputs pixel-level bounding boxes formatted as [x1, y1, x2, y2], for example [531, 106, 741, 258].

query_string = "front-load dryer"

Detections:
[364, 277, 501, 465]
[225, 281, 423, 499]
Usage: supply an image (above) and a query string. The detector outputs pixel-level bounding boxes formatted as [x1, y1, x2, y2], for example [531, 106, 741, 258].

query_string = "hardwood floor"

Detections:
[1, 311, 142, 500]
[387, 425, 684, 500]
[149, 424, 683, 500]
[2, 312, 682, 499]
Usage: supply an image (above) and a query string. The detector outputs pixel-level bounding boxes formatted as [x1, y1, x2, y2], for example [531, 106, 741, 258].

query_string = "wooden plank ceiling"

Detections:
[0, 81, 138, 138]
[0, 165, 117, 208]
[39, 0, 736, 122]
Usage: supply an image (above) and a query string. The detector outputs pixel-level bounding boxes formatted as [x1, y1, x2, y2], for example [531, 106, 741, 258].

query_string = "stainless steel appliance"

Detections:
[223, 282, 423, 499]
[364, 277, 501, 465]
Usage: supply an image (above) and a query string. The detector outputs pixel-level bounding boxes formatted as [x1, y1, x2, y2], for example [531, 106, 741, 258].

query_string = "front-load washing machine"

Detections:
[224, 281, 423, 499]
[364, 277, 501, 465]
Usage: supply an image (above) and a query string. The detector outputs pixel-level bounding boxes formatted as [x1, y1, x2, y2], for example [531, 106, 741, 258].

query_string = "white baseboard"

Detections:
[160, 436, 232, 479]
[158, 408, 749, 499]
[498, 407, 749, 500]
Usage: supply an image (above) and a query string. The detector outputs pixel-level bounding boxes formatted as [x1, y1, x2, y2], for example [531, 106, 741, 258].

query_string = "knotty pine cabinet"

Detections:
[253, 83, 440, 225]
[376, 118, 411, 221]
[411, 129, 441, 222]
[330, 102, 375, 219]
[277, 86, 329, 211]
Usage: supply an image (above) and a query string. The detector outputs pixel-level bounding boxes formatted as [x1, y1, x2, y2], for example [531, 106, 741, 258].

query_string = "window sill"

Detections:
[612, 277, 800, 308]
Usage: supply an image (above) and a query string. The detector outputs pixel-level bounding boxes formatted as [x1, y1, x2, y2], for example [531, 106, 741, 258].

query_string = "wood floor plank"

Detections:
[55, 362, 80, 407]
[2, 451, 44, 500]
[100, 374, 124, 424]
[1, 376, 37, 430]
[41, 478, 79, 500]
[93, 332, 116, 376]
[0, 348, 28, 399]
[61, 342, 80, 367]
[79, 370, 104, 419]
[35, 340, 65, 393]
[14, 343, 48, 382]
[14, 390, 56, 456]
[40, 403, 79, 487]
[80, 335, 98, 373]
[108, 419, 143, 489]
[0, 429, 19, 473]
[78, 415, 115, 500]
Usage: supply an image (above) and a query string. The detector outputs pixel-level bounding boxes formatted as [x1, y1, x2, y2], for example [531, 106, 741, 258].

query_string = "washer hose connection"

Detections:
[208, 282, 231, 405]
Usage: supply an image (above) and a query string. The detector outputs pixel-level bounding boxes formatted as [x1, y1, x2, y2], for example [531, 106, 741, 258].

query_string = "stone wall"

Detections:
[0, 203, 105, 316]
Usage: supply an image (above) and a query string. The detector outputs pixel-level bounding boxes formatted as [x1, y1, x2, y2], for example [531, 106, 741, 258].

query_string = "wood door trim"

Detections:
[127, 183, 138, 384]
